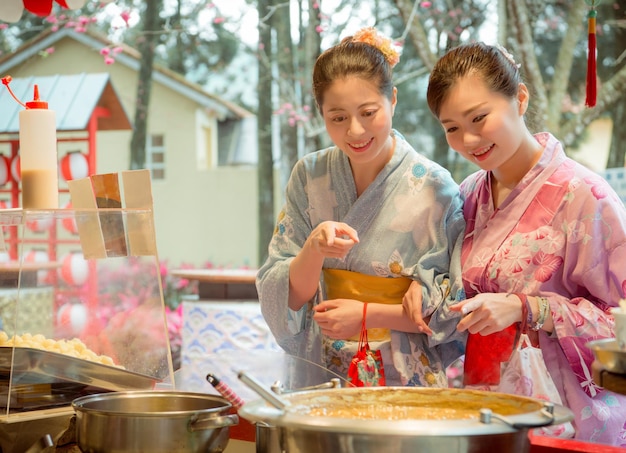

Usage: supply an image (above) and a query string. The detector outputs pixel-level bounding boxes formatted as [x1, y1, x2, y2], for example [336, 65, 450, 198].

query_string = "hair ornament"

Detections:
[495, 44, 521, 69]
[353, 27, 401, 68]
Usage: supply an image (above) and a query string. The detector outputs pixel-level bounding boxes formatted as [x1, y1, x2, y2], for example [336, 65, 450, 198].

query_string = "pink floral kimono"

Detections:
[460, 132, 626, 446]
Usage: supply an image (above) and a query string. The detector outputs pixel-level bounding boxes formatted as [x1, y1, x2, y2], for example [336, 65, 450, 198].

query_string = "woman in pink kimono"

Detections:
[424, 42, 626, 446]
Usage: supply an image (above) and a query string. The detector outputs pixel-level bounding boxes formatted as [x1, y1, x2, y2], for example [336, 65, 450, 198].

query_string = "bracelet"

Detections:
[515, 293, 532, 333]
[531, 297, 549, 331]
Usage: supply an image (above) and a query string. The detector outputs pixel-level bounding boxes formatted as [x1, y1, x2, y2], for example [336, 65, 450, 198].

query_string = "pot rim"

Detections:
[238, 387, 574, 436]
[72, 390, 232, 417]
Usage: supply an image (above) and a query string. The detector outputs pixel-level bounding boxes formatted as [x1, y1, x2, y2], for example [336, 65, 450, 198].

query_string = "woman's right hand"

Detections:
[288, 221, 359, 311]
[306, 221, 359, 259]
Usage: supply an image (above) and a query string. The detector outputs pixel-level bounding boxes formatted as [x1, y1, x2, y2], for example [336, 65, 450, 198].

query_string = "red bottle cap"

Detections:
[25, 85, 48, 109]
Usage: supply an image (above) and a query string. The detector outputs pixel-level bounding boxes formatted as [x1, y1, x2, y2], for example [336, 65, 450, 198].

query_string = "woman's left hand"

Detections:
[402, 280, 432, 335]
[313, 299, 363, 339]
[451, 293, 522, 336]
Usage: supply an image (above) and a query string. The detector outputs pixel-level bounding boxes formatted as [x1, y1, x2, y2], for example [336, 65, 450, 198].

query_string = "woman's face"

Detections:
[437, 73, 528, 171]
[321, 76, 396, 168]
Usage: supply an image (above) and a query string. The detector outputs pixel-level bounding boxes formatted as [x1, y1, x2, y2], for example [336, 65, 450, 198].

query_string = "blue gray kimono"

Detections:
[256, 132, 466, 386]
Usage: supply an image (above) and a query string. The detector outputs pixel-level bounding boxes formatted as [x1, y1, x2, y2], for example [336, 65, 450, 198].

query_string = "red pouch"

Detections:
[347, 303, 386, 387]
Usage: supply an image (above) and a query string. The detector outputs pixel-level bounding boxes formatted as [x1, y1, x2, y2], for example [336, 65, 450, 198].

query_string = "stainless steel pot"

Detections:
[238, 385, 574, 453]
[72, 390, 239, 453]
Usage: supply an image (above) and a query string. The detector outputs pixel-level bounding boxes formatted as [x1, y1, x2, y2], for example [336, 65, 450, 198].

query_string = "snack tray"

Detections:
[0, 347, 157, 391]
[586, 338, 626, 374]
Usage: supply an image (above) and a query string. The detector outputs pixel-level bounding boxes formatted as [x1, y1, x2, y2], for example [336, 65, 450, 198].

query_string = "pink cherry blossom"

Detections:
[120, 10, 131, 26]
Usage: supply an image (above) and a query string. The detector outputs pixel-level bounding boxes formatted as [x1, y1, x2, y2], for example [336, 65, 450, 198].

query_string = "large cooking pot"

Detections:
[72, 390, 238, 453]
[238, 385, 574, 453]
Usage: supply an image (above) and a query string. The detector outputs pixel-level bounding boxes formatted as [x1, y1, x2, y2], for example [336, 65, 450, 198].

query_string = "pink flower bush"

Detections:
[95, 258, 204, 370]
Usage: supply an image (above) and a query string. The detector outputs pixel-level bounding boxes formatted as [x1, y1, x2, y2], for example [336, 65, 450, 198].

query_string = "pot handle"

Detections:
[480, 402, 555, 429]
[189, 414, 239, 432]
[24, 434, 54, 453]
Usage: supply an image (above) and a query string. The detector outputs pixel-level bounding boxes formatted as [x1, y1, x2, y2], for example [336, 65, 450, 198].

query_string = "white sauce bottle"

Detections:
[19, 85, 58, 209]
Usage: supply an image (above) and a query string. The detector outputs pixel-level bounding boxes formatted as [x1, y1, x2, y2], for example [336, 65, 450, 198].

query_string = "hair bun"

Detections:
[352, 27, 402, 68]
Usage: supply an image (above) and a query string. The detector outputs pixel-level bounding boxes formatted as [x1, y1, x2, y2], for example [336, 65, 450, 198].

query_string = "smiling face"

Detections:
[321, 76, 397, 169]
[437, 73, 529, 172]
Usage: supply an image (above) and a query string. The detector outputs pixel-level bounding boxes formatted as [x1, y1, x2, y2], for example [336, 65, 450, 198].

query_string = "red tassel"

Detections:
[585, 8, 597, 108]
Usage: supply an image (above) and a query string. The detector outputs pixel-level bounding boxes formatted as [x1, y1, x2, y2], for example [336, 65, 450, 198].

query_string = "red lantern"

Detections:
[0, 154, 10, 186]
[62, 201, 78, 234]
[57, 302, 88, 336]
[60, 151, 89, 181]
[24, 248, 49, 264]
[26, 215, 53, 233]
[59, 252, 89, 286]
[10, 154, 20, 183]
[24, 248, 51, 285]
[0, 0, 87, 23]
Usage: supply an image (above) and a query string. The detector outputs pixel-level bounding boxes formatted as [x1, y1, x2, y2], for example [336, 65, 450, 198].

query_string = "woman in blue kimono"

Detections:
[256, 27, 465, 386]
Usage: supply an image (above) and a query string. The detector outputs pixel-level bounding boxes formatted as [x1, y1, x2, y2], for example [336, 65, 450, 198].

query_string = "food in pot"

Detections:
[0, 331, 120, 367]
[290, 388, 543, 420]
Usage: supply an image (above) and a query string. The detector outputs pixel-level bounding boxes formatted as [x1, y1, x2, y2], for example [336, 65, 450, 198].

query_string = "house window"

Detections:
[217, 118, 257, 166]
[147, 134, 165, 180]
[217, 119, 238, 166]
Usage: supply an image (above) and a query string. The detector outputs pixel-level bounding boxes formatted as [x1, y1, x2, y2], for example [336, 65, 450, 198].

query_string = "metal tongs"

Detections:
[271, 378, 342, 394]
[238, 370, 289, 410]
[238, 371, 342, 411]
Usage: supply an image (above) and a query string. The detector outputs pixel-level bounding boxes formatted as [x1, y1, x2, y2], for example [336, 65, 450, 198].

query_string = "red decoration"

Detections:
[0, 154, 10, 186]
[585, 2, 598, 108]
[59, 252, 89, 286]
[10, 155, 20, 183]
[60, 151, 89, 181]
[62, 201, 79, 234]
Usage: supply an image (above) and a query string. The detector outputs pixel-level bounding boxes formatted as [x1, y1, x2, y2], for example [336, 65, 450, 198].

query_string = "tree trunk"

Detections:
[129, 0, 162, 170]
[275, 1, 299, 188]
[257, 0, 275, 266]
[607, 101, 625, 169]
[304, 0, 323, 153]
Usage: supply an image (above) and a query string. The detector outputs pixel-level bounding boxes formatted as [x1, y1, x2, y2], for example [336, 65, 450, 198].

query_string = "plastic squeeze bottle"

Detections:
[19, 85, 59, 209]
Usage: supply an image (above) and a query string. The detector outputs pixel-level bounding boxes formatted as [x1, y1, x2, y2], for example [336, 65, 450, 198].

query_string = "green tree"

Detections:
[129, 0, 162, 169]
[257, 0, 275, 265]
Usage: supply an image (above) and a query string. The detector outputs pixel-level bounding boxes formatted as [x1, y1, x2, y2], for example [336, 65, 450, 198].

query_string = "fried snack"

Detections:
[0, 331, 120, 368]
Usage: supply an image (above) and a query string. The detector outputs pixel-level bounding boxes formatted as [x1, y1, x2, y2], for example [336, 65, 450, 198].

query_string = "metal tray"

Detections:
[0, 347, 157, 391]
[586, 338, 626, 374]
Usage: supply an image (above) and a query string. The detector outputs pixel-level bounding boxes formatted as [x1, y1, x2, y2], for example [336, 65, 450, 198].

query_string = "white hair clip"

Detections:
[495, 44, 521, 69]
